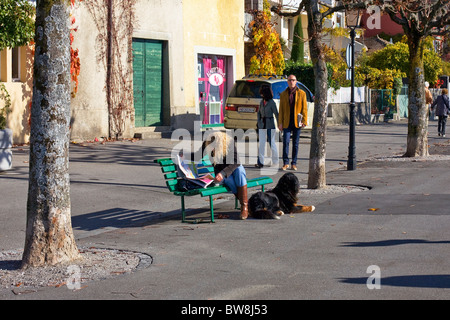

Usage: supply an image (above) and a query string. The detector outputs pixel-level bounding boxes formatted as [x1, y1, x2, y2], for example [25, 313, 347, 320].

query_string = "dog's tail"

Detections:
[250, 209, 281, 220]
[291, 204, 316, 213]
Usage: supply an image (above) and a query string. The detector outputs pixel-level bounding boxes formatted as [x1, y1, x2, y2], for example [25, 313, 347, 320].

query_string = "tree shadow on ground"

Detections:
[340, 239, 450, 247]
[71, 206, 241, 231]
[339, 274, 450, 289]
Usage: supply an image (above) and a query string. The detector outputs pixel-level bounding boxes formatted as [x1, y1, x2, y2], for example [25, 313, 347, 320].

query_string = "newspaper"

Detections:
[177, 155, 214, 188]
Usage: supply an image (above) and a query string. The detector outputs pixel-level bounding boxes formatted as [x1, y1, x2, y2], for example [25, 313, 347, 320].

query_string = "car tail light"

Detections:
[226, 104, 237, 111]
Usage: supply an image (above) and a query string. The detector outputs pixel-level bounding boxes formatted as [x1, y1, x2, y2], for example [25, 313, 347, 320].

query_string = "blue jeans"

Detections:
[282, 127, 301, 166]
[223, 165, 247, 194]
[257, 129, 279, 166]
[438, 115, 447, 135]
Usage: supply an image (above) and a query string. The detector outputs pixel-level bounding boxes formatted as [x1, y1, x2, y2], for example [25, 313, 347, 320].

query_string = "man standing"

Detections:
[278, 75, 308, 171]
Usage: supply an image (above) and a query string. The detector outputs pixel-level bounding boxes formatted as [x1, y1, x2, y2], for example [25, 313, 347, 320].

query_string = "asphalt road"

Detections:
[1, 120, 449, 303]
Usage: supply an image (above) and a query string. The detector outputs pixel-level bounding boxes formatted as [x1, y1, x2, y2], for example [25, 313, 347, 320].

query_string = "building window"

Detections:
[288, 18, 293, 41]
[245, 0, 261, 11]
[335, 12, 343, 28]
[12, 47, 20, 82]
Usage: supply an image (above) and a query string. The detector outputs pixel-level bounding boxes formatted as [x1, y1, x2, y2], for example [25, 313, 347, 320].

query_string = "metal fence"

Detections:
[395, 87, 443, 119]
[327, 86, 445, 120]
[369, 89, 397, 119]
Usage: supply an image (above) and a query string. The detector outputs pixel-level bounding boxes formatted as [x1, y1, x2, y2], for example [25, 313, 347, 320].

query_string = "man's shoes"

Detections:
[254, 163, 264, 168]
[291, 165, 298, 171]
[282, 164, 289, 171]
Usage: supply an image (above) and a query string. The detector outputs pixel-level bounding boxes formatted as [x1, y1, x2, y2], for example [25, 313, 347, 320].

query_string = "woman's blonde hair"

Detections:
[203, 131, 232, 165]
[442, 88, 448, 95]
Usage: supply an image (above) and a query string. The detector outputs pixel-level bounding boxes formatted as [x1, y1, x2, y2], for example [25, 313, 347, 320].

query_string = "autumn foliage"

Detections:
[248, 0, 285, 75]
[70, 0, 82, 97]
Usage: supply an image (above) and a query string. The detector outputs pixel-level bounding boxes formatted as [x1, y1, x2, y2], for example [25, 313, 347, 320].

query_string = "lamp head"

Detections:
[346, 9, 361, 28]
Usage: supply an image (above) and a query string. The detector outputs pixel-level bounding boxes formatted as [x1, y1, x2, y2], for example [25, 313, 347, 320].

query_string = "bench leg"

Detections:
[181, 195, 215, 224]
[209, 195, 215, 223]
[181, 195, 186, 222]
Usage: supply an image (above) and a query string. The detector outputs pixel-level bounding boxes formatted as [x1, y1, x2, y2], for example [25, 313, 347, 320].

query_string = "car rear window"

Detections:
[271, 82, 289, 99]
[271, 82, 313, 101]
[228, 81, 265, 98]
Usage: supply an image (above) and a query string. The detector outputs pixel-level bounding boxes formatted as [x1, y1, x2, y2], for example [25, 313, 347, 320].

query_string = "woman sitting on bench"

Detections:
[184, 131, 249, 220]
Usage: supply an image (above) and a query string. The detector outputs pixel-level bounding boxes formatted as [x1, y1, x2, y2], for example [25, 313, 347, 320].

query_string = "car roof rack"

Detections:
[242, 74, 287, 80]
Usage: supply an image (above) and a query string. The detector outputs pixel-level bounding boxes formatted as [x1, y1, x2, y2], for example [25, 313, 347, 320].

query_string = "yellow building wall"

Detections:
[0, 46, 33, 144]
[1, 1, 247, 141]
[182, 0, 245, 113]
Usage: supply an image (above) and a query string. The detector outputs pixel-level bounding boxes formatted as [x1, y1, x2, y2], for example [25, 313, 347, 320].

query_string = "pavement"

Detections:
[1, 119, 450, 303]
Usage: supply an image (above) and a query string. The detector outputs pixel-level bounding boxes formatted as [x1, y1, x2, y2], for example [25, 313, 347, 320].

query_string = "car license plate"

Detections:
[238, 107, 255, 113]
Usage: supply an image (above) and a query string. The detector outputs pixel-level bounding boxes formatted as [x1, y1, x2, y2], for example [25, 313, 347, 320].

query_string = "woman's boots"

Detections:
[237, 185, 248, 220]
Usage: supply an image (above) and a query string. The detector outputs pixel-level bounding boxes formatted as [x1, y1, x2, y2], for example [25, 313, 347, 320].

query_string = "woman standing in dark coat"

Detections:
[256, 85, 279, 168]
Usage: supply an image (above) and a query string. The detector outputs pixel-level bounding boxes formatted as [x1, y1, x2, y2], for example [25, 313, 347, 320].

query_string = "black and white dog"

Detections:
[249, 173, 315, 219]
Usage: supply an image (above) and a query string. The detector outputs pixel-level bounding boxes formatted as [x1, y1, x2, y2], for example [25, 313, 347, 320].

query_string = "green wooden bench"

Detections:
[154, 158, 273, 223]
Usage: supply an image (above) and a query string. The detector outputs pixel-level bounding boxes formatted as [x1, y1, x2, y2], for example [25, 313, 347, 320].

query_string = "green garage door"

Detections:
[133, 39, 163, 127]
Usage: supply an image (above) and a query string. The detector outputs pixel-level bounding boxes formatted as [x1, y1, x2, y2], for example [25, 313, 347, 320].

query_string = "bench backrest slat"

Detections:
[164, 172, 178, 180]
[161, 165, 177, 173]
[197, 166, 214, 175]
[157, 158, 174, 166]
[166, 179, 178, 192]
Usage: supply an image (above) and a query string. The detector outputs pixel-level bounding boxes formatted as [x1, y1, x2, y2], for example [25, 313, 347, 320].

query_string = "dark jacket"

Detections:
[432, 94, 450, 116]
[257, 99, 279, 130]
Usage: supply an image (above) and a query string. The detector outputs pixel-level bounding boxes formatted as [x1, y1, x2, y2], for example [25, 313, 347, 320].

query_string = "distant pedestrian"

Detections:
[431, 88, 449, 137]
[278, 75, 307, 171]
[256, 85, 279, 168]
[425, 81, 434, 120]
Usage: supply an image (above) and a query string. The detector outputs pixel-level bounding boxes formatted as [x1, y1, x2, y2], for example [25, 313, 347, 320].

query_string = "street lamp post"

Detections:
[346, 9, 361, 171]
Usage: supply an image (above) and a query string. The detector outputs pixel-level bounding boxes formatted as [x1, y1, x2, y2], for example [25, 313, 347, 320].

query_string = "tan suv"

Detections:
[224, 75, 314, 131]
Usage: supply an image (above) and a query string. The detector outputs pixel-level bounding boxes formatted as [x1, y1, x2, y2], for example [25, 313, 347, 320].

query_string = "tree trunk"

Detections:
[306, 0, 328, 189]
[22, 0, 80, 268]
[404, 35, 429, 157]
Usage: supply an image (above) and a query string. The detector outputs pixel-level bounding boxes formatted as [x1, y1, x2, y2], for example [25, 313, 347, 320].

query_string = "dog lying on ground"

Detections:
[248, 173, 315, 219]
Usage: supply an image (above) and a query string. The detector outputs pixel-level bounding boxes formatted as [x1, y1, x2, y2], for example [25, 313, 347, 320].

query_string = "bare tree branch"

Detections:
[427, 0, 450, 32]
[381, 4, 410, 34]
[270, 1, 305, 17]
[322, 0, 371, 20]
[272, 0, 373, 22]
[379, 0, 449, 36]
